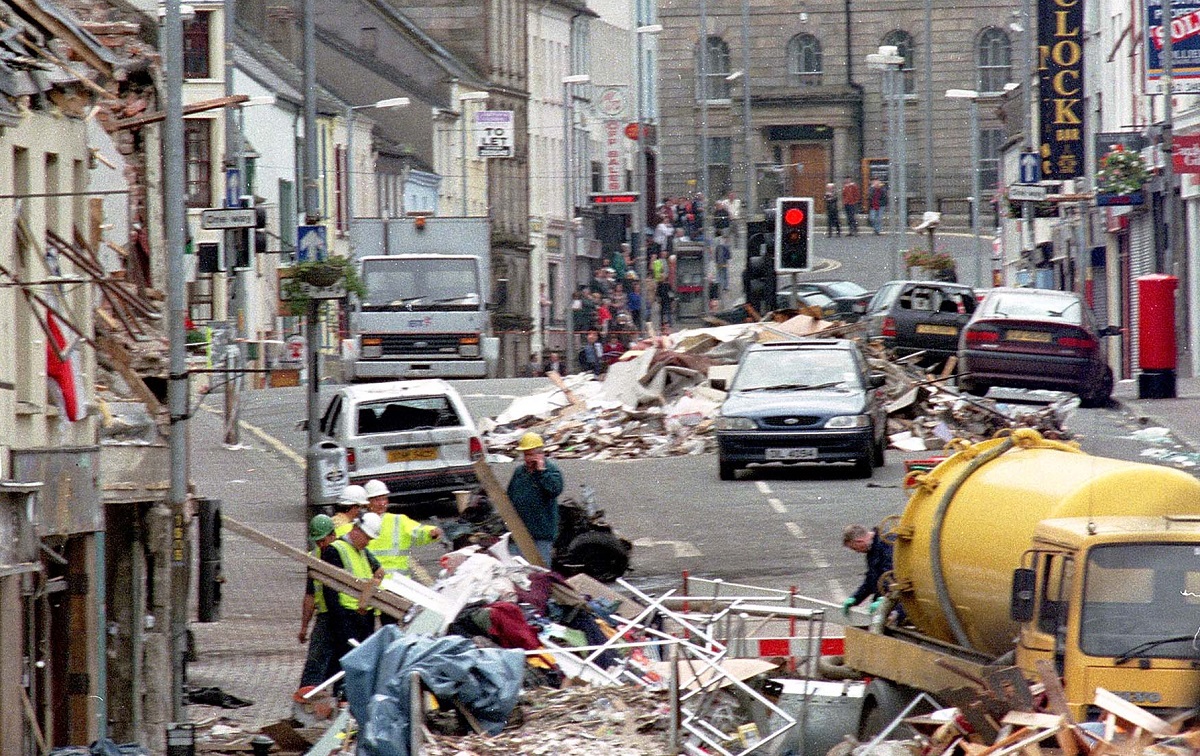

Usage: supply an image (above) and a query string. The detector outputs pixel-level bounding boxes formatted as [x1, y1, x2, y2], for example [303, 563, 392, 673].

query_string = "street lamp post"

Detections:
[635, 22, 662, 305]
[458, 91, 490, 216]
[345, 97, 410, 242]
[946, 89, 983, 288]
[563, 74, 591, 372]
[868, 46, 904, 277]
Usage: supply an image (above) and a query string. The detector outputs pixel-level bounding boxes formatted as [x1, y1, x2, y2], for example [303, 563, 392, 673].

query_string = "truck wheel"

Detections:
[719, 459, 739, 481]
[563, 531, 630, 583]
[857, 680, 928, 741]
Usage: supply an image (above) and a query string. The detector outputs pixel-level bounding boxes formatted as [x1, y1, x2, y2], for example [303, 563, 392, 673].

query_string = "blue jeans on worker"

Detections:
[869, 207, 882, 234]
[510, 538, 555, 566]
[299, 613, 332, 688]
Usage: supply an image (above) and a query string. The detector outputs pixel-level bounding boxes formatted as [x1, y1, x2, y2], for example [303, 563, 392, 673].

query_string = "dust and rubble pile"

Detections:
[481, 316, 1075, 460]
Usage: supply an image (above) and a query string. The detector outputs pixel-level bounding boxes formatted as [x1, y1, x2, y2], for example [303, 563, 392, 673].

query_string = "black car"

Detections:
[779, 280, 874, 321]
[864, 280, 977, 366]
[958, 287, 1118, 406]
[715, 340, 888, 480]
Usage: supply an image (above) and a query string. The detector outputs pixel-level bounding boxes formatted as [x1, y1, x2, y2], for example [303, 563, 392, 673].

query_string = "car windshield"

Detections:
[987, 292, 1083, 323]
[824, 281, 868, 297]
[732, 349, 862, 392]
[361, 258, 482, 311]
[355, 396, 462, 434]
[1079, 543, 1200, 660]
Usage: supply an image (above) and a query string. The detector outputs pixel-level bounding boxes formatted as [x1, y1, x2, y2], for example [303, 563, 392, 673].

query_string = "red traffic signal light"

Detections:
[775, 197, 813, 272]
[783, 207, 806, 226]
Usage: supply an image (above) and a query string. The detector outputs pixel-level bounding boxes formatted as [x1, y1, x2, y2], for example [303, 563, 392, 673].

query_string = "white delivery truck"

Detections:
[347, 217, 498, 381]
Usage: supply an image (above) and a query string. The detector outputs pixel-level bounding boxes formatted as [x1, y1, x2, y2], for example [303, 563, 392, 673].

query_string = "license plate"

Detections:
[915, 324, 958, 336]
[386, 446, 438, 463]
[1006, 329, 1053, 343]
[765, 447, 818, 460]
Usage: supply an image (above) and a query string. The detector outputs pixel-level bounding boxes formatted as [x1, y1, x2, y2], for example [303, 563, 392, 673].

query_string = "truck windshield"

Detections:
[361, 258, 481, 312]
[1079, 543, 1200, 660]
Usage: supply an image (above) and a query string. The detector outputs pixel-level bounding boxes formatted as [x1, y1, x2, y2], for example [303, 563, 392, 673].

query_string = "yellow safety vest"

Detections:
[331, 539, 373, 611]
[310, 546, 327, 614]
[331, 513, 354, 538]
[368, 514, 434, 576]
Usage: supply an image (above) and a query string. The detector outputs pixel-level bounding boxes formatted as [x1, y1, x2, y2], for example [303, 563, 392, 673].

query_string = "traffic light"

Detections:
[774, 197, 813, 272]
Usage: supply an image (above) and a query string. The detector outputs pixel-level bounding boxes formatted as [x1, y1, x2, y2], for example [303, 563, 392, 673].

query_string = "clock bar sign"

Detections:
[1037, 0, 1085, 179]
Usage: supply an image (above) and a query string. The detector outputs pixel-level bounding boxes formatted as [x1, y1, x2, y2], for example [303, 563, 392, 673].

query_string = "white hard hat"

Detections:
[338, 484, 369, 508]
[357, 512, 382, 540]
[364, 479, 389, 499]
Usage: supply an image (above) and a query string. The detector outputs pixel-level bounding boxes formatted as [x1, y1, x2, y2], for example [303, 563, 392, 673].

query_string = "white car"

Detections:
[317, 379, 484, 507]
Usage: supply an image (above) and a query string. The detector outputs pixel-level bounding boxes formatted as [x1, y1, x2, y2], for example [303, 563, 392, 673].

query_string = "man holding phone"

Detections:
[506, 432, 565, 565]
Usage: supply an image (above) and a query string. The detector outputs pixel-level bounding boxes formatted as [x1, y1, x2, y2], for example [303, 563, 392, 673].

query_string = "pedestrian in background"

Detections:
[544, 351, 565, 375]
[841, 523, 894, 616]
[578, 330, 604, 374]
[297, 514, 338, 691]
[823, 183, 841, 237]
[507, 432, 565, 565]
[868, 179, 887, 235]
[841, 177, 861, 236]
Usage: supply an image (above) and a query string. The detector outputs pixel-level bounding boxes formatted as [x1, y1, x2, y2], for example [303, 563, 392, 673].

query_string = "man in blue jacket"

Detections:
[841, 523, 894, 615]
[506, 432, 564, 565]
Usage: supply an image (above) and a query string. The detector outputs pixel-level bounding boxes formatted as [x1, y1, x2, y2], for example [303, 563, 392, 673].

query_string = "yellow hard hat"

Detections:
[515, 431, 544, 451]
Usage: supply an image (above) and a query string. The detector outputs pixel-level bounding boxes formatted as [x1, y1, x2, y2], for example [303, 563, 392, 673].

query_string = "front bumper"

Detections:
[352, 358, 488, 380]
[717, 428, 873, 465]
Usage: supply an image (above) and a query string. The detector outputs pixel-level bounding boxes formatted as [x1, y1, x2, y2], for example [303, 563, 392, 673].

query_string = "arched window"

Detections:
[881, 30, 915, 94]
[977, 27, 1012, 93]
[697, 36, 731, 100]
[787, 34, 822, 86]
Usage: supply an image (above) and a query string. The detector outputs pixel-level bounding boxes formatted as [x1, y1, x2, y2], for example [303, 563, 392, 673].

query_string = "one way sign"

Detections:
[296, 225, 327, 262]
[1018, 152, 1041, 185]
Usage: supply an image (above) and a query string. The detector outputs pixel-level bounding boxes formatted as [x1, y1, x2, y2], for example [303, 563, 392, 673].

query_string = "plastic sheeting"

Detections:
[341, 626, 526, 756]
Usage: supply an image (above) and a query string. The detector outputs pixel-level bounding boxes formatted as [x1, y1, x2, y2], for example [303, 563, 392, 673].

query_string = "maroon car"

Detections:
[957, 288, 1119, 406]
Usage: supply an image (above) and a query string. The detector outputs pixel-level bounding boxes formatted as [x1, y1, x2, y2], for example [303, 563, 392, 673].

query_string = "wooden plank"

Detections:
[1034, 659, 1075, 724]
[97, 334, 163, 414]
[1092, 687, 1176, 736]
[222, 516, 413, 618]
[1054, 727, 1081, 756]
[111, 94, 251, 131]
[471, 459, 545, 567]
[1001, 713, 1064, 730]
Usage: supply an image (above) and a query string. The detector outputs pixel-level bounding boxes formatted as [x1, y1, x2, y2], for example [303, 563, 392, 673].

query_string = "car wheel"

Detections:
[854, 449, 874, 478]
[719, 459, 739, 481]
[871, 433, 886, 468]
[1080, 366, 1114, 408]
[561, 531, 631, 583]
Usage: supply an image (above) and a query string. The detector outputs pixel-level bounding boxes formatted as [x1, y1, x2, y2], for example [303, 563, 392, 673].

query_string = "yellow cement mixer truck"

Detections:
[843, 428, 1200, 728]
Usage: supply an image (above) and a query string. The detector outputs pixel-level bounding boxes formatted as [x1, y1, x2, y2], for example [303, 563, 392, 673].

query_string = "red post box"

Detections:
[1136, 274, 1177, 398]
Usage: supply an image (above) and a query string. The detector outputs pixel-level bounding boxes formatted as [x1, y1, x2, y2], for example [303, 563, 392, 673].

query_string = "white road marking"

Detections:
[785, 522, 805, 540]
[768, 498, 787, 514]
[809, 548, 831, 569]
[632, 538, 703, 558]
[755, 481, 772, 495]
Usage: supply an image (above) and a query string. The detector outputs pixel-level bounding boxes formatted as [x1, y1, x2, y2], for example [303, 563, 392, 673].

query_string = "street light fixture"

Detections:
[634, 21, 661, 313]
[458, 91, 490, 216]
[725, 70, 743, 82]
[867, 46, 906, 278]
[563, 74, 591, 372]
[346, 96, 411, 242]
[945, 89, 983, 288]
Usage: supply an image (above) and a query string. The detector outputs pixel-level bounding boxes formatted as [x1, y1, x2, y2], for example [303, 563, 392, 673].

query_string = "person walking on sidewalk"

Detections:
[298, 514, 338, 690]
[841, 177, 861, 236]
[867, 179, 887, 235]
[507, 432, 564, 565]
[331, 484, 368, 537]
[321, 513, 384, 686]
[363, 479, 442, 581]
[823, 183, 841, 237]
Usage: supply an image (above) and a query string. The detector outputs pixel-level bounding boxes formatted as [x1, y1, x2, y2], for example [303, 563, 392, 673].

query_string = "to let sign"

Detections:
[1174, 134, 1200, 173]
[476, 110, 514, 158]
[1037, 0, 1085, 179]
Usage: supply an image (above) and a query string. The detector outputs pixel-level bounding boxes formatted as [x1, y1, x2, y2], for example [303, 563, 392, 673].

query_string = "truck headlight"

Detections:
[716, 416, 756, 430]
[825, 415, 869, 429]
[459, 336, 480, 357]
[360, 337, 382, 359]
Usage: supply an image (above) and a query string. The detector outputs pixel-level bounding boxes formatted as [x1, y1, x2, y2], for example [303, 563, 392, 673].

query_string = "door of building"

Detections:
[788, 143, 829, 212]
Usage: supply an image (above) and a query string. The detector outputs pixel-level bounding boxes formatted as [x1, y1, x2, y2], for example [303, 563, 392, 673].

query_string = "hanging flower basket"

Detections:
[1096, 144, 1149, 196]
[282, 256, 366, 314]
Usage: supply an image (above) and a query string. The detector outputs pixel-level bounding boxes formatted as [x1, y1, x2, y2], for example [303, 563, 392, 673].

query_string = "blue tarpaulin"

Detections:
[341, 625, 525, 756]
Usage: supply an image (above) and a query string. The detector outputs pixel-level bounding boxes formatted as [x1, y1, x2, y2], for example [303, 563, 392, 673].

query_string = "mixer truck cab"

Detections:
[842, 429, 1200, 732]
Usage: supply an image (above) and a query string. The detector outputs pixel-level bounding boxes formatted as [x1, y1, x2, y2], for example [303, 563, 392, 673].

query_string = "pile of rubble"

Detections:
[483, 315, 1077, 460]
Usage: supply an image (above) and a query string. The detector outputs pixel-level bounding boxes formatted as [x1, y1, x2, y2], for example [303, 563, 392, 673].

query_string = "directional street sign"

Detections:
[296, 225, 327, 262]
[200, 207, 255, 230]
[1008, 183, 1048, 202]
[297, 281, 345, 299]
[225, 168, 242, 208]
[1018, 152, 1041, 185]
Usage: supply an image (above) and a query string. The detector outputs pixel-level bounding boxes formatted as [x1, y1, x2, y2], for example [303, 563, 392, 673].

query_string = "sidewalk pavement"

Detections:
[1114, 375, 1200, 453]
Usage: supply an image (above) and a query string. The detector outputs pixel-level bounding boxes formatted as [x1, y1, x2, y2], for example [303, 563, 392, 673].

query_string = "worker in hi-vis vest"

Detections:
[320, 512, 383, 691]
[363, 479, 443, 581]
[331, 485, 369, 537]
[298, 514, 338, 691]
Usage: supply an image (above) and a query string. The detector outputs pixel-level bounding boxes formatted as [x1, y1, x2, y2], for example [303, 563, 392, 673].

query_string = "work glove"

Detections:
[868, 597, 884, 614]
[841, 597, 855, 616]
